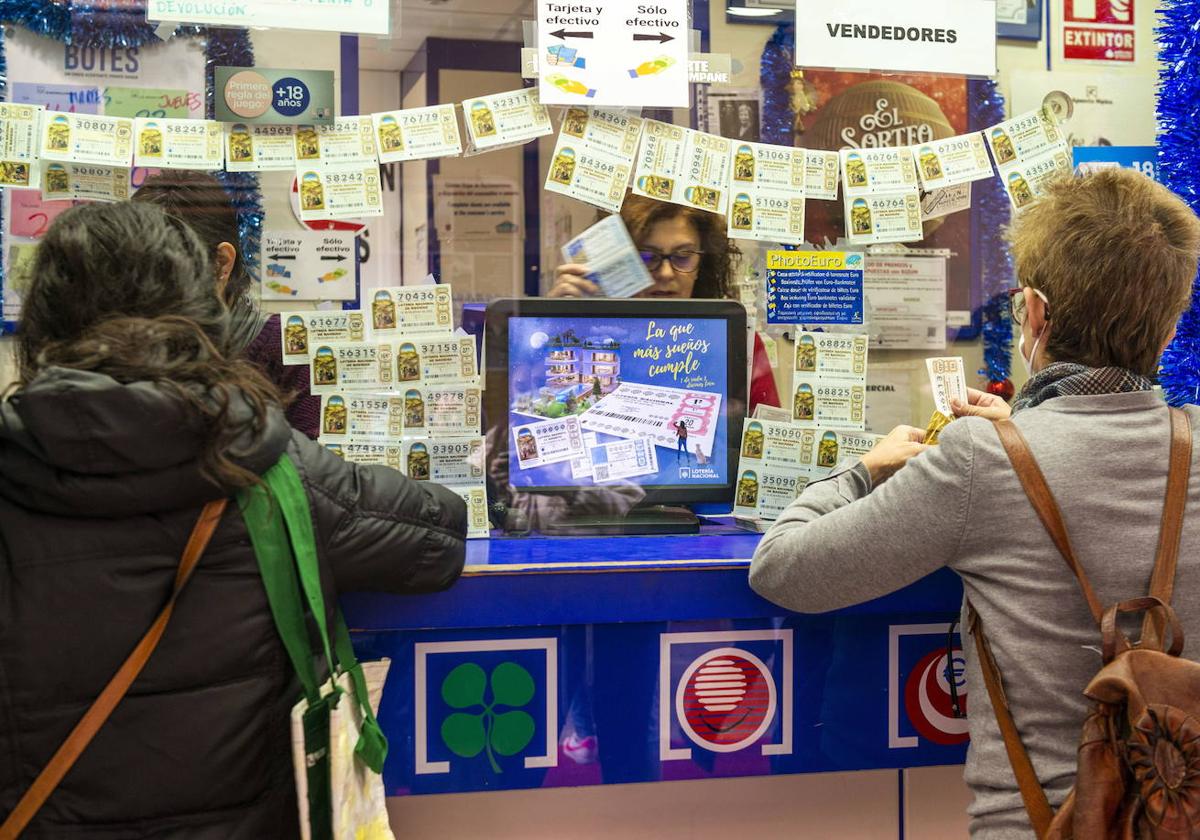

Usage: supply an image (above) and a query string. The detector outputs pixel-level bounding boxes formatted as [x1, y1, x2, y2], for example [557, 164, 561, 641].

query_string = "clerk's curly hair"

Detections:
[617, 192, 741, 299]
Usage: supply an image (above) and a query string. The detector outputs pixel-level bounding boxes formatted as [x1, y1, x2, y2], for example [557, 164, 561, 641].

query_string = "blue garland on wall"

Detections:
[0, 1, 262, 332]
[1157, 0, 1200, 405]
[759, 23, 1013, 389]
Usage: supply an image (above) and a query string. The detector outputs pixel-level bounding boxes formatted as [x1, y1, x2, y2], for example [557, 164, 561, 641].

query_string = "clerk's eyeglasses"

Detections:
[1007, 285, 1051, 326]
[640, 248, 703, 274]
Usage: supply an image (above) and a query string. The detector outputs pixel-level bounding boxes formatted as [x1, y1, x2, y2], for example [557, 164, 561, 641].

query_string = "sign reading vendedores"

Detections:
[794, 0, 997, 77]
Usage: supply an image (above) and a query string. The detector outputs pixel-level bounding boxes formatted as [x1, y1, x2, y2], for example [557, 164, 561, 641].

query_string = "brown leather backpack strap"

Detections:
[994, 419, 1104, 625]
[1141, 407, 1192, 650]
[0, 499, 227, 840]
[968, 603, 1054, 839]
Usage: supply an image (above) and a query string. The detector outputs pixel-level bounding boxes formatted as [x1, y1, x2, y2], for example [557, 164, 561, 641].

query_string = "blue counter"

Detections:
[343, 523, 968, 796]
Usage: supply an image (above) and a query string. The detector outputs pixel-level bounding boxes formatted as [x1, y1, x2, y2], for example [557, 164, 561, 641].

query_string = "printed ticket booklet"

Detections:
[985, 108, 1067, 173]
[296, 164, 385, 221]
[844, 190, 924, 245]
[914, 133, 995, 191]
[805, 150, 840, 201]
[41, 163, 130, 203]
[0, 103, 43, 189]
[225, 124, 298, 172]
[1002, 148, 1073, 213]
[40, 112, 133, 167]
[449, 484, 491, 539]
[633, 119, 731, 215]
[728, 141, 806, 244]
[393, 334, 479, 388]
[839, 147, 918, 196]
[294, 117, 378, 166]
[462, 88, 553, 151]
[280, 311, 368, 364]
[926, 356, 967, 416]
[319, 387, 482, 440]
[133, 118, 224, 170]
[561, 215, 654, 298]
[545, 106, 643, 213]
[368, 285, 454, 336]
[372, 105, 463, 163]
[309, 341, 394, 394]
[513, 415, 588, 470]
[581, 382, 723, 462]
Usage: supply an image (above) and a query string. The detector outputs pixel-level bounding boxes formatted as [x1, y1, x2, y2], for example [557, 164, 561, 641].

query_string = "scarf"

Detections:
[1011, 361, 1153, 414]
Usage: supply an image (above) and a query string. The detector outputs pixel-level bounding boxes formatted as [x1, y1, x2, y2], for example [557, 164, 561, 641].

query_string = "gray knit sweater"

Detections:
[749, 391, 1200, 838]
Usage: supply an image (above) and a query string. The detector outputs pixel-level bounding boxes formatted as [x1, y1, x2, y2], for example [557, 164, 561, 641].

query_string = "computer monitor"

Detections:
[484, 298, 748, 533]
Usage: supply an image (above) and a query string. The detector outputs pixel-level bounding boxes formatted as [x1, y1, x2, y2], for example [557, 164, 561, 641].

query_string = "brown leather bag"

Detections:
[0, 499, 228, 840]
[971, 408, 1200, 839]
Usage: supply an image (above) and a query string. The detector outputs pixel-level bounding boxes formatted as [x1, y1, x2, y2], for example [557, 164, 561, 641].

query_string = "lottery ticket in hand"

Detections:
[925, 357, 967, 417]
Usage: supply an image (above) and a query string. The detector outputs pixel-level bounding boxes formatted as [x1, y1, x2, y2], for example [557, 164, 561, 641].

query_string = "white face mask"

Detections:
[1020, 328, 1044, 377]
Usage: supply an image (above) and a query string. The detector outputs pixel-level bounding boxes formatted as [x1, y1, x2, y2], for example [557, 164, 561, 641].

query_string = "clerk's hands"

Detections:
[859, 425, 928, 487]
[950, 387, 1012, 422]
[548, 264, 600, 298]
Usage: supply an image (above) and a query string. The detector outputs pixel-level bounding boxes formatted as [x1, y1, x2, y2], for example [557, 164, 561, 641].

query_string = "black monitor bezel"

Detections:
[484, 297, 748, 507]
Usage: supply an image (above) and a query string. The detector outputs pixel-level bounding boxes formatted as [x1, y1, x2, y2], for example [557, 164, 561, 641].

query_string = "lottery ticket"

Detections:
[739, 418, 811, 471]
[133, 118, 223, 170]
[589, 437, 659, 483]
[753, 403, 794, 423]
[985, 108, 1066, 173]
[224, 123, 297, 172]
[926, 356, 967, 416]
[309, 341, 394, 394]
[394, 334, 479, 387]
[41, 163, 130, 203]
[570, 431, 601, 479]
[798, 428, 881, 478]
[280, 311, 368, 364]
[844, 190, 923, 245]
[730, 141, 806, 191]
[40, 112, 133, 166]
[805, 149, 840, 201]
[728, 190, 805, 245]
[448, 484, 491, 539]
[921, 183, 972, 221]
[0, 103, 42, 189]
[633, 120, 731, 215]
[1001, 148, 1072, 213]
[400, 436, 486, 484]
[581, 382, 723, 460]
[368, 285, 454, 336]
[791, 379, 866, 431]
[372, 105, 463, 163]
[320, 392, 404, 441]
[395, 386, 483, 436]
[793, 332, 869, 381]
[914, 133, 995, 190]
[331, 441, 404, 468]
[840, 147, 918, 196]
[296, 164, 384, 221]
[512, 415, 587, 470]
[561, 216, 653, 298]
[544, 107, 642, 213]
[462, 88, 553, 151]
[733, 465, 807, 520]
[294, 117, 378, 166]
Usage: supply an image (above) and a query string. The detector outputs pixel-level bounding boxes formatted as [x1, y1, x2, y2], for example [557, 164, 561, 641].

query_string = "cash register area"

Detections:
[0, 0, 1166, 836]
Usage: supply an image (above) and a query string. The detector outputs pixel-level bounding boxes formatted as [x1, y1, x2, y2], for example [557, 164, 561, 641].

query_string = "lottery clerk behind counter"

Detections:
[550, 192, 781, 413]
[749, 168, 1200, 838]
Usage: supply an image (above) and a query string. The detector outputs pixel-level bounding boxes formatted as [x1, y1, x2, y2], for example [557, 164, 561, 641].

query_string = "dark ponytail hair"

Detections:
[18, 201, 280, 490]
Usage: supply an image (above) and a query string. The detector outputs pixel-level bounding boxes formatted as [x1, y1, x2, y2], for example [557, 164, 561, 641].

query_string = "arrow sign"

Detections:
[550, 28, 593, 39]
[633, 32, 674, 43]
[320, 254, 348, 261]
[268, 254, 297, 261]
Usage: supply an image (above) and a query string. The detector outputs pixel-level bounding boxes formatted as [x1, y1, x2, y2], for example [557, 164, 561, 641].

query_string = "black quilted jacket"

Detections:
[0, 368, 467, 838]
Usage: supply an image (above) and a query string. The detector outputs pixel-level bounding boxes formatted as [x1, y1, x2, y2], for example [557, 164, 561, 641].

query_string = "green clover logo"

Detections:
[440, 661, 536, 773]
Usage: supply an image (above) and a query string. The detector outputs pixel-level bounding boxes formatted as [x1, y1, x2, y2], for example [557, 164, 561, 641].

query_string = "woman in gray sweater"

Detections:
[750, 168, 1200, 838]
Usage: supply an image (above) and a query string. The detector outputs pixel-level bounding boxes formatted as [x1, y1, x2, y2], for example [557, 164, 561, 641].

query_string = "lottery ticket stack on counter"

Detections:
[275, 285, 488, 538]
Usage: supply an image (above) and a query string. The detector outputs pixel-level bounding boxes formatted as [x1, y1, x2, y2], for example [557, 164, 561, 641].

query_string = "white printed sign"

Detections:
[261, 230, 357, 301]
[147, 0, 391, 35]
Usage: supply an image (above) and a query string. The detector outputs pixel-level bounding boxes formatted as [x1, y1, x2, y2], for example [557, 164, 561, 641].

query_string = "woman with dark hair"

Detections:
[551, 193, 780, 410]
[133, 170, 321, 438]
[0, 202, 467, 837]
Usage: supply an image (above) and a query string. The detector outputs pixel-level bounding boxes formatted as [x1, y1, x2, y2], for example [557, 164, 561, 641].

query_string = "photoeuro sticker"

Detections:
[764, 251, 864, 325]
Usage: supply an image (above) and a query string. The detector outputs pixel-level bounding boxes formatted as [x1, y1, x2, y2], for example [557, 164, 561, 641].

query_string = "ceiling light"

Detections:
[728, 7, 783, 15]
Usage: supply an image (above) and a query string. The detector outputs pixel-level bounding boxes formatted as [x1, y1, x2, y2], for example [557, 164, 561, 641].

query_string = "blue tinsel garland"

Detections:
[1156, 0, 1200, 405]
[0, 1, 263, 332]
[759, 24, 1013, 385]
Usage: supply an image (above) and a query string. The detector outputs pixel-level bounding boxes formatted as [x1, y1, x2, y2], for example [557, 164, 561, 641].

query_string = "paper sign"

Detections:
[372, 105, 463, 163]
[1062, 0, 1134, 63]
[513, 416, 588, 469]
[394, 335, 479, 387]
[633, 120, 732, 214]
[280, 311, 367, 364]
[147, 0, 390, 36]
[105, 87, 192, 119]
[133, 118, 223, 169]
[296, 164, 384, 221]
[40, 111, 133, 166]
[225, 123, 297, 172]
[805, 150, 841, 200]
[310, 341, 394, 394]
[1002, 148, 1073, 212]
[864, 253, 949, 349]
[0, 104, 43, 189]
[214, 67, 335, 125]
[1073, 145, 1158, 180]
[728, 141, 807, 244]
[793, 0, 998, 76]
[367, 285, 454, 337]
[536, 0, 688, 108]
[921, 183, 972, 221]
[845, 190, 924, 245]
[545, 106, 643, 213]
[11, 83, 99, 115]
[689, 53, 733, 84]
[840, 147, 919, 196]
[462, 88, 553, 151]
[915, 133, 995, 190]
[261, 230, 357, 301]
[41, 163, 130, 203]
[764, 251, 865, 325]
[561, 215, 654, 298]
[926, 356, 967, 415]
